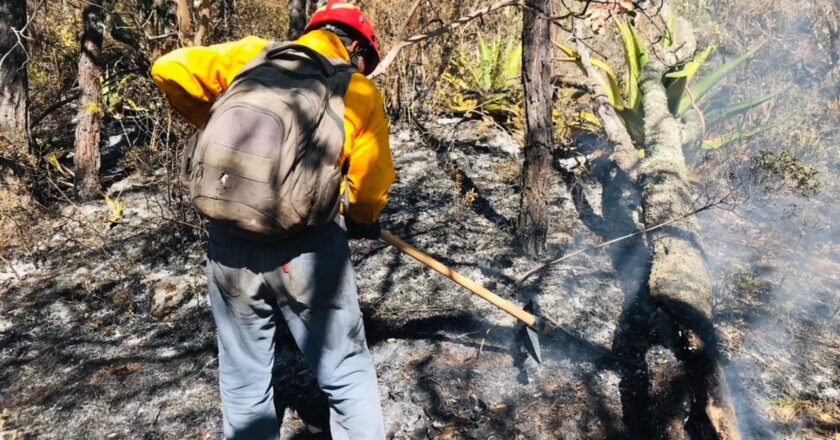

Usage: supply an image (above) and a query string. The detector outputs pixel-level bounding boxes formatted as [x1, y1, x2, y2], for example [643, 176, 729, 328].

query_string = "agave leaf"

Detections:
[665, 45, 713, 80]
[666, 45, 714, 113]
[46, 152, 71, 176]
[664, 15, 675, 48]
[478, 35, 493, 90]
[614, 17, 641, 110]
[704, 89, 785, 125]
[629, 22, 649, 69]
[501, 41, 522, 87]
[458, 53, 483, 89]
[441, 72, 468, 91]
[551, 40, 626, 110]
[677, 42, 766, 116]
[577, 111, 602, 126]
[702, 123, 780, 149]
[105, 194, 125, 227]
[593, 61, 626, 110]
[552, 40, 577, 58]
[489, 33, 503, 88]
[448, 98, 479, 114]
[126, 98, 148, 112]
[485, 102, 502, 113]
[571, 111, 602, 132]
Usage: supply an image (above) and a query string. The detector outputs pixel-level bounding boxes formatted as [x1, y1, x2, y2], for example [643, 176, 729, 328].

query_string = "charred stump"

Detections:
[74, 0, 104, 200]
[516, 0, 554, 257]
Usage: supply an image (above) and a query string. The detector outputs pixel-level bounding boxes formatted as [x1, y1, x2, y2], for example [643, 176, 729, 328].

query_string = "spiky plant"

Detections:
[555, 17, 780, 150]
[441, 31, 523, 126]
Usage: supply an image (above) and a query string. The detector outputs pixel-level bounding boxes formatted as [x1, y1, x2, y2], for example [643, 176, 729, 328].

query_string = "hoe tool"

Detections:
[380, 230, 547, 362]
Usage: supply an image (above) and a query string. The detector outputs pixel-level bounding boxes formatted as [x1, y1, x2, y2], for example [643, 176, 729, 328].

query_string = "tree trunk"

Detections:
[193, 0, 211, 46]
[175, 0, 193, 46]
[218, 0, 235, 34]
[0, 0, 29, 153]
[287, 0, 308, 40]
[74, 0, 104, 200]
[638, 16, 741, 440]
[516, 0, 553, 257]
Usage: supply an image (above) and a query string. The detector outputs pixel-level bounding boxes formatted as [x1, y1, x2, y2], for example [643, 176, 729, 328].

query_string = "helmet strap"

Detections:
[320, 23, 369, 71]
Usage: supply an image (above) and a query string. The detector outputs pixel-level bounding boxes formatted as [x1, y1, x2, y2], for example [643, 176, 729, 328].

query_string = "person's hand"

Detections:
[344, 216, 381, 240]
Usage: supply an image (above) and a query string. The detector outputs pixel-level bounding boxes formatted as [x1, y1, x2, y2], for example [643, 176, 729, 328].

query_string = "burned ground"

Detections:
[1, 118, 837, 439]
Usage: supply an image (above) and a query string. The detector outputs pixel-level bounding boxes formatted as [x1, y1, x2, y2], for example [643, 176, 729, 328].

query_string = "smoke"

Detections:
[683, 0, 840, 435]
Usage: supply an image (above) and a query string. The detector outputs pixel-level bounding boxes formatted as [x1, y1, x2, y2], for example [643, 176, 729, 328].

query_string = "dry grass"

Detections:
[771, 399, 840, 439]
[0, 187, 37, 255]
[446, 162, 478, 212]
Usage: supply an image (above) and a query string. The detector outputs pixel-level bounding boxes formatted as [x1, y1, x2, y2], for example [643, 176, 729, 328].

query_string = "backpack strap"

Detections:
[266, 43, 339, 77]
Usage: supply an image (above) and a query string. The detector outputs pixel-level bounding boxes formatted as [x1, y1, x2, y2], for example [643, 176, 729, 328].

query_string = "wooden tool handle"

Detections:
[380, 230, 537, 327]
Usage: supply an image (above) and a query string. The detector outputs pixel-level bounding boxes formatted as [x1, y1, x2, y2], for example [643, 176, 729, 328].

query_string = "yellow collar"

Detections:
[293, 30, 351, 63]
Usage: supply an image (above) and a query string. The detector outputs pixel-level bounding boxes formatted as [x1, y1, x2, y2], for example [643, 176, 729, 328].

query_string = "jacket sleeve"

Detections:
[343, 73, 395, 224]
[150, 36, 269, 126]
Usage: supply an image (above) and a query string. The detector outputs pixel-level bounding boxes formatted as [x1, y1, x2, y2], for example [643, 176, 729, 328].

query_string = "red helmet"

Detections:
[305, 0, 381, 71]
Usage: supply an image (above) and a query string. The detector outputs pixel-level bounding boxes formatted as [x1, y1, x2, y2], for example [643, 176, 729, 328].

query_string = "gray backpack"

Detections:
[182, 42, 354, 237]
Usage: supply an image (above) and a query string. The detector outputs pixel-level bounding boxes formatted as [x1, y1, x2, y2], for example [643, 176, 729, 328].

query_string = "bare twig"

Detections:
[30, 91, 80, 128]
[145, 32, 178, 41]
[0, 253, 21, 280]
[684, 85, 706, 140]
[0, 0, 45, 71]
[397, 0, 424, 40]
[516, 192, 735, 285]
[368, 0, 522, 78]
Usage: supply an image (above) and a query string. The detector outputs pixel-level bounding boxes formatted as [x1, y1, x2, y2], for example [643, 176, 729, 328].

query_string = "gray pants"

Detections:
[207, 223, 385, 439]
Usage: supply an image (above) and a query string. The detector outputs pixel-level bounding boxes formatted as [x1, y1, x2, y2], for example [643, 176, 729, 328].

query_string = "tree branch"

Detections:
[368, 0, 522, 79]
[515, 190, 734, 285]
[572, 20, 639, 176]
[30, 91, 80, 128]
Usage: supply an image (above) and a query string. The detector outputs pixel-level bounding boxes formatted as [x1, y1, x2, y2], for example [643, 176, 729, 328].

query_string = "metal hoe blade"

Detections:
[522, 300, 542, 363]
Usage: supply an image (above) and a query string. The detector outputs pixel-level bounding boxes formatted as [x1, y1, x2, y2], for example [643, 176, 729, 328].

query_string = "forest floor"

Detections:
[1, 120, 838, 439]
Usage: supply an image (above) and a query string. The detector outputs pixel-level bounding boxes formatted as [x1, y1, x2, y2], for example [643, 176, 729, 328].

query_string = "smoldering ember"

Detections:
[0, 0, 837, 439]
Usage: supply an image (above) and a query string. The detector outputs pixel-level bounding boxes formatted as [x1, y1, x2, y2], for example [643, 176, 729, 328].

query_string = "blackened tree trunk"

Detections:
[516, 0, 554, 257]
[287, 0, 309, 40]
[74, 0, 104, 200]
[0, 0, 29, 153]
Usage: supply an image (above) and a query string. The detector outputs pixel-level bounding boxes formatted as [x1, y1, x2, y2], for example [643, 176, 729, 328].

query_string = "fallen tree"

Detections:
[521, 2, 742, 437]
[636, 11, 740, 438]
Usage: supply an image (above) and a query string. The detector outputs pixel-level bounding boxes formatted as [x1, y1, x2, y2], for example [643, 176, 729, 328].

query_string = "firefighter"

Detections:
[151, 1, 394, 438]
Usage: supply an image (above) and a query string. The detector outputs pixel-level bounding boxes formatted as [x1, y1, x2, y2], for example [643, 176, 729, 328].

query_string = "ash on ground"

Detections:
[0, 120, 837, 438]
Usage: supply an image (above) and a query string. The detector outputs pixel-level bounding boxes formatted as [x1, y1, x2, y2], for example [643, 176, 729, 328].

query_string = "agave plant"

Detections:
[442, 31, 523, 125]
[555, 17, 780, 150]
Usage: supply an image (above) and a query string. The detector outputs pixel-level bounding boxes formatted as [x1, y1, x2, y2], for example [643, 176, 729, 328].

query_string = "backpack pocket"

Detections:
[179, 131, 200, 191]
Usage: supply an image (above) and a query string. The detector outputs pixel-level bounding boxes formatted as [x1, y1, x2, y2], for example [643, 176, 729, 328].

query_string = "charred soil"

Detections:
[0, 120, 838, 439]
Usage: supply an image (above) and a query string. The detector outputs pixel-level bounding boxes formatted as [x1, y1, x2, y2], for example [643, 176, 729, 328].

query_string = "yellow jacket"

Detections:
[151, 30, 395, 223]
